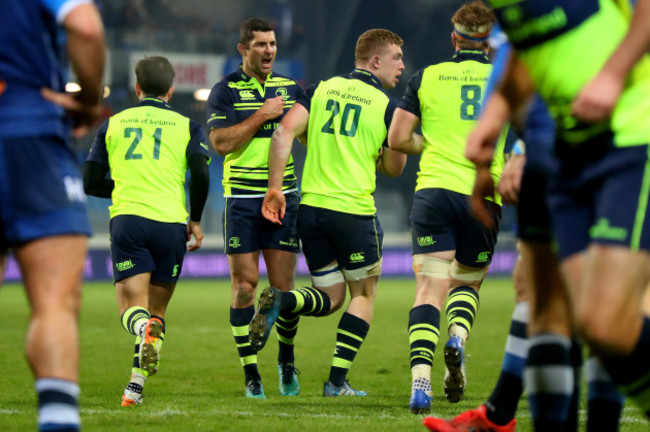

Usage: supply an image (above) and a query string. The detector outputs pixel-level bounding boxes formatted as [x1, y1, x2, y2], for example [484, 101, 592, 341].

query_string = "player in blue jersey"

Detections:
[0, 1, 105, 431]
[206, 17, 305, 399]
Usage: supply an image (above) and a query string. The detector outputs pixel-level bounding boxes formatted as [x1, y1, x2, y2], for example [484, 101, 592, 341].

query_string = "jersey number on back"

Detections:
[125, 127, 163, 160]
[320, 99, 362, 137]
[460, 85, 481, 121]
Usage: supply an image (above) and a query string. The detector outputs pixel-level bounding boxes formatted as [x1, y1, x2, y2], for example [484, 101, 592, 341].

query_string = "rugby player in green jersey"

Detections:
[85, 56, 210, 406]
[464, 0, 650, 423]
[206, 18, 305, 399]
[253, 29, 416, 396]
[388, 1, 506, 414]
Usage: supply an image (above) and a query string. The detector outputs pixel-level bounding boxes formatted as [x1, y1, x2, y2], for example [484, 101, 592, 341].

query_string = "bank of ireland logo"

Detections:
[350, 252, 365, 263]
[229, 237, 241, 249]
[417, 235, 436, 247]
[275, 87, 288, 99]
[476, 251, 490, 263]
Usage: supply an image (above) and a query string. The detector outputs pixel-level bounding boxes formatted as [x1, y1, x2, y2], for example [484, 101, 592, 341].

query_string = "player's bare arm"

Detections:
[377, 146, 407, 178]
[497, 152, 525, 206]
[262, 103, 309, 224]
[209, 95, 285, 156]
[572, 0, 650, 123]
[41, 3, 105, 138]
[388, 108, 424, 155]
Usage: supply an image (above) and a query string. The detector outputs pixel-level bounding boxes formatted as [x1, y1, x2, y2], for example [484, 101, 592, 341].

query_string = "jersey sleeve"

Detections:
[296, 83, 318, 113]
[186, 120, 212, 161]
[41, 0, 92, 24]
[382, 95, 399, 148]
[398, 69, 424, 118]
[206, 80, 236, 129]
[86, 120, 109, 165]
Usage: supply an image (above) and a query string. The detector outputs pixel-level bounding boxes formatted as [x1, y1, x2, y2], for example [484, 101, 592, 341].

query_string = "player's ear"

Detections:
[167, 86, 174, 100]
[237, 42, 246, 57]
[371, 54, 382, 70]
[135, 83, 142, 98]
[451, 32, 457, 49]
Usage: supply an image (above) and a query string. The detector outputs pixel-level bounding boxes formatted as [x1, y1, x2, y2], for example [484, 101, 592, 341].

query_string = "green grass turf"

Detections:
[0, 277, 647, 431]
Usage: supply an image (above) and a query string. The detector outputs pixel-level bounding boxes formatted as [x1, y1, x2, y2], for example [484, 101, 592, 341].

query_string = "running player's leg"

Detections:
[445, 193, 499, 404]
[228, 251, 265, 398]
[523, 240, 577, 431]
[7, 136, 92, 432]
[261, 191, 301, 394]
[18, 235, 86, 431]
[249, 206, 347, 357]
[264, 247, 301, 395]
[223, 196, 266, 398]
[575, 245, 650, 417]
[117, 273, 153, 406]
[408, 189, 460, 412]
[323, 211, 384, 397]
[553, 145, 650, 419]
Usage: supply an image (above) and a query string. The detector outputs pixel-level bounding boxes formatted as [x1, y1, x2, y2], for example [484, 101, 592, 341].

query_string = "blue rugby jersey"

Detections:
[0, 0, 92, 139]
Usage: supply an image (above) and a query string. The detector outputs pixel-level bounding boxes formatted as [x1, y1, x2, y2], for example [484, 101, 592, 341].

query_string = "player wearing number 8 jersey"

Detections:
[388, 1, 507, 413]
[84, 56, 210, 406]
[255, 29, 413, 396]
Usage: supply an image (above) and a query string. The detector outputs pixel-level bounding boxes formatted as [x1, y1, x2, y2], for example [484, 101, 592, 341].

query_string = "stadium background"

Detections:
[4, 0, 519, 281]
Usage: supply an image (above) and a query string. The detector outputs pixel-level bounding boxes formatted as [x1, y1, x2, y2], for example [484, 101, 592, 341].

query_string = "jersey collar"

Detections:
[138, 97, 173, 110]
[350, 68, 383, 91]
[238, 64, 273, 82]
[452, 50, 490, 64]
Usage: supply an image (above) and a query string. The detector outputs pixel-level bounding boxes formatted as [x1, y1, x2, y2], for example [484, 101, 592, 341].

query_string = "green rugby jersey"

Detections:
[297, 69, 397, 215]
[88, 98, 211, 223]
[207, 66, 304, 197]
[490, 0, 650, 147]
[398, 50, 507, 203]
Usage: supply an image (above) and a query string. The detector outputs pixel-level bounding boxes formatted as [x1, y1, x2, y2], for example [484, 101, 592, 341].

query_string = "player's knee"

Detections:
[574, 305, 621, 350]
[413, 255, 451, 279]
[342, 259, 382, 282]
[311, 262, 345, 289]
[233, 281, 257, 306]
[449, 261, 487, 289]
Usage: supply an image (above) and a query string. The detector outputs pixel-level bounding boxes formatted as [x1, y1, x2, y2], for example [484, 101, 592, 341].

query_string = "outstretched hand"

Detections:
[187, 221, 203, 252]
[41, 87, 103, 138]
[470, 166, 496, 229]
[262, 188, 286, 225]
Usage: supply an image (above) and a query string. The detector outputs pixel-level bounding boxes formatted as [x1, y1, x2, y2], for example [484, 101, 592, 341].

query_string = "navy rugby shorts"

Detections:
[222, 192, 300, 254]
[110, 215, 187, 283]
[550, 142, 650, 260]
[0, 135, 90, 249]
[297, 204, 383, 271]
[410, 188, 500, 267]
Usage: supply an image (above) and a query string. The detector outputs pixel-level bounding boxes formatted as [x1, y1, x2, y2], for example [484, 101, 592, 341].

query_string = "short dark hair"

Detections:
[239, 17, 274, 47]
[135, 56, 175, 97]
[355, 29, 403, 65]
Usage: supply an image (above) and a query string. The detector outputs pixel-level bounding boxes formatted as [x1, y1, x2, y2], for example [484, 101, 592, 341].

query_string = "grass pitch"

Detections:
[0, 277, 647, 431]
